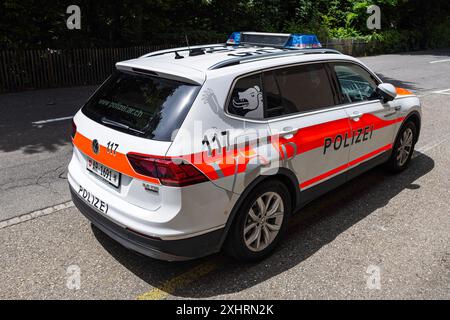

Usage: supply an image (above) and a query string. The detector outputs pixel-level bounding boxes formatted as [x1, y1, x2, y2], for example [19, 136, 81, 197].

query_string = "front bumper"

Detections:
[70, 186, 224, 261]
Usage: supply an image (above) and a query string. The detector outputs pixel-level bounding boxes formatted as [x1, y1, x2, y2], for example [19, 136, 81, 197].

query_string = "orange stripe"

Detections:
[273, 114, 403, 158]
[72, 132, 161, 185]
[300, 143, 392, 189]
[278, 118, 352, 156]
[73, 113, 402, 185]
[396, 87, 413, 96]
[193, 114, 403, 180]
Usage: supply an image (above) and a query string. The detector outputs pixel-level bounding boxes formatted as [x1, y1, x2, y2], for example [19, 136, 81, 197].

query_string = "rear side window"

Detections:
[273, 63, 335, 115]
[82, 71, 199, 141]
[332, 63, 379, 103]
[227, 74, 264, 120]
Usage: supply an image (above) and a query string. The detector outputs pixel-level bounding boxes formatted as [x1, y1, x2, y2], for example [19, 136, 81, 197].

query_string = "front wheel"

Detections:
[386, 121, 417, 173]
[224, 180, 291, 262]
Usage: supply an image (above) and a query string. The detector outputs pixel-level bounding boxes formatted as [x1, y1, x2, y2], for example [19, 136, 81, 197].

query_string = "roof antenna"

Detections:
[185, 34, 191, 52]
[172, 34, 190, 60]
[185, 34, 205, 57]
[174, 51, 184, 59]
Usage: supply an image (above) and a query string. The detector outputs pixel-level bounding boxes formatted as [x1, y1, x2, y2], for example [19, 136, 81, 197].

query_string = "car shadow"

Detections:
[92, 151, 435, 298]
[376, 74, 422, 92]
[0, 86, 96, 154]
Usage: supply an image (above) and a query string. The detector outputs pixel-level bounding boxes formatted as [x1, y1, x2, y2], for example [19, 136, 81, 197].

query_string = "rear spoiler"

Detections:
[116, 60, 206, 85]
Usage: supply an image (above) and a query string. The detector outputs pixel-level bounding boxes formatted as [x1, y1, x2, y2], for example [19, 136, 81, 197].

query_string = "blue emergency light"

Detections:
[284, 34, 322, 49]
[226, 32, 322, 49]
[226, 32, 242, 45]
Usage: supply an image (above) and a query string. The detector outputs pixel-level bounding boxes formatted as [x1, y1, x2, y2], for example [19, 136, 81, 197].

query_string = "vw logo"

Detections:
[92, 139, 100, 154]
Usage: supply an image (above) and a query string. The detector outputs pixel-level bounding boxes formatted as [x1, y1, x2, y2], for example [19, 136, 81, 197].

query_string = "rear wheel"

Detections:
[224, 180, 291, 262]
[386, 121, 417, 173]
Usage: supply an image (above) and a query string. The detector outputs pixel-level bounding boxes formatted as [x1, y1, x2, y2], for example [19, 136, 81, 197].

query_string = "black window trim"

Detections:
[261, 70, 284, 119]
[224, 59, 383, 123]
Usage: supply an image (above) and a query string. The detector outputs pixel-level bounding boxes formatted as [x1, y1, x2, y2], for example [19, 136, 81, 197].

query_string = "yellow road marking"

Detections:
[137, 260, 220, 300]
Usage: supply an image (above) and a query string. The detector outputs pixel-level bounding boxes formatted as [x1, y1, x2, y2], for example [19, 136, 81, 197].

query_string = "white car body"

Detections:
[69, 38, 421, 261]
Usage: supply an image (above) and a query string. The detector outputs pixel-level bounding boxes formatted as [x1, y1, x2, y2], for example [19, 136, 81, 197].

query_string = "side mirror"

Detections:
[377, 83, 397, 103]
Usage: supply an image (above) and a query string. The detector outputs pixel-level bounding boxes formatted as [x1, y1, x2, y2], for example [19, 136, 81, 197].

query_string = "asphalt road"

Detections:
[0, 50, 449, 299]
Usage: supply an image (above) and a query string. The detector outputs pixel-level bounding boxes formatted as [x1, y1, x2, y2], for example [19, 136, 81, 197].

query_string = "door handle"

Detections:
[384, 105, 401, 117]
[350, 111, 363, 121]
[280, 126, 297, 139]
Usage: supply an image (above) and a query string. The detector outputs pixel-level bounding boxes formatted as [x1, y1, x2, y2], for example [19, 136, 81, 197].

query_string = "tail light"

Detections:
[71, 119, 77, 139]
[127, 153, 208, 187]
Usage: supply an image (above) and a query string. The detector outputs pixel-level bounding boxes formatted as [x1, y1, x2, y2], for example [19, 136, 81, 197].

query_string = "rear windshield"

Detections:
[82, 70, 200, 141]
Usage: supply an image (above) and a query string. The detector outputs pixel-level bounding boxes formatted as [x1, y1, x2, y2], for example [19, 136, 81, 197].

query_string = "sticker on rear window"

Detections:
[98, 99, 144, 118]
[232, 85, 264, 119]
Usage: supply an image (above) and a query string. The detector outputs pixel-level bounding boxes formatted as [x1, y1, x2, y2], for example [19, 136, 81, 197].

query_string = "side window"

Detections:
[332, 63, 379, 103]
[228, 73, 264, 120]
[274, 63, 335, 115]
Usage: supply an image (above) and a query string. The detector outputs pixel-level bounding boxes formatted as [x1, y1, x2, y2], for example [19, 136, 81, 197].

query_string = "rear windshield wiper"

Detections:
[101, 117, 145, 135]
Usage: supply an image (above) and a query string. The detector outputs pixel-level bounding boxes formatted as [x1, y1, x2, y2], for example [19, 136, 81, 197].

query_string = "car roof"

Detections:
[115, 44, 360, 85]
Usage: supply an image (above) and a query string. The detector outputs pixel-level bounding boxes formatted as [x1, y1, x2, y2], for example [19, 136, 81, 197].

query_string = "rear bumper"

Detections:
[70, 186, 224, 261]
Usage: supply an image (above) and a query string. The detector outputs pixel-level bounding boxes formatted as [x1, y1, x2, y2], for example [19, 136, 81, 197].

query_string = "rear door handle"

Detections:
[350, 111, 363, 121]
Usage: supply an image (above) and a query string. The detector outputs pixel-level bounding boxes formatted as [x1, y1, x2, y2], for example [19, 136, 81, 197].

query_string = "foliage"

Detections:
[0, 0, 449, 52]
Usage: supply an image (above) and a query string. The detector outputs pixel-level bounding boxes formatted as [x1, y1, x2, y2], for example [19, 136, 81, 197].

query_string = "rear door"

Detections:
[266, 63, 353, 201]
[167, 72, 273, 194]
[329, 62, 399, 179]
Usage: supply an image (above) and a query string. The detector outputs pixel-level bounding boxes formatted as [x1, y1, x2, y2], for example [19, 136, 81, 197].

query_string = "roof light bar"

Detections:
[226, 32, 322, 49]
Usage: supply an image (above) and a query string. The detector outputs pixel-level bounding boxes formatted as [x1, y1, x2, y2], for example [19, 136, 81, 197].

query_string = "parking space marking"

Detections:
[431, 88, 450, 95]
[415, 136, 450, 157]
[0, 201, 74, 229]
[32, 116, 73, 125]
[429, 58, 450, 64]
[136, 260, 220, 300]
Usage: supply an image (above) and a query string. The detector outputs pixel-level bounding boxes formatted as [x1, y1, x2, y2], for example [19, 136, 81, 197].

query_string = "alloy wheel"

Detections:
[243, 192, 284, 252]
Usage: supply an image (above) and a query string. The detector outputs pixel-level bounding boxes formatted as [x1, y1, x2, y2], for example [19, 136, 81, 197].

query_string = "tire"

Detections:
[224, 180, 291, 262]
[386, 121, 417, 173]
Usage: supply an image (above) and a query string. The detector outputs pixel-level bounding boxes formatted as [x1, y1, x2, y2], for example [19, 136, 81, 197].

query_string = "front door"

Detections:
[329, 62, 400, 179]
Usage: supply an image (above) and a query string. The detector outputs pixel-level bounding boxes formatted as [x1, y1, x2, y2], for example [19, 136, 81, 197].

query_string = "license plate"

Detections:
[87, 158, 120, 187]
[77, 185, 109, 214]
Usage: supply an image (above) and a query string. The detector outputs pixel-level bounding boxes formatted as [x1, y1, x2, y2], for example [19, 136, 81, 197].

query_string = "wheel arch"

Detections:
[399, 110, 421, 144]
[218, 168, 301, 247]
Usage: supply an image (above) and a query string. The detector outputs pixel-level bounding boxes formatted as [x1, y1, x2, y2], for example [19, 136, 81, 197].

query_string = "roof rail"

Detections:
[208, 48, 341, 70]
[141, 44, 226, 59]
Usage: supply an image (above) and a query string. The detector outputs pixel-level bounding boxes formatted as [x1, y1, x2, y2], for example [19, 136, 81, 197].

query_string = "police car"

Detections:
[69, 32, 421, 262]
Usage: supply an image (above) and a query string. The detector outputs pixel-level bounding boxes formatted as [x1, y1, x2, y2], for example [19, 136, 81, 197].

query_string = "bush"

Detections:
[328, 27, 362, 39]
[427, 18, 450, 49]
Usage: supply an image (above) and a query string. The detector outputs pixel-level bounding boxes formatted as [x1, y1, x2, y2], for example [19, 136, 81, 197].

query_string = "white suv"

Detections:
[69, 32, 421, 262]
